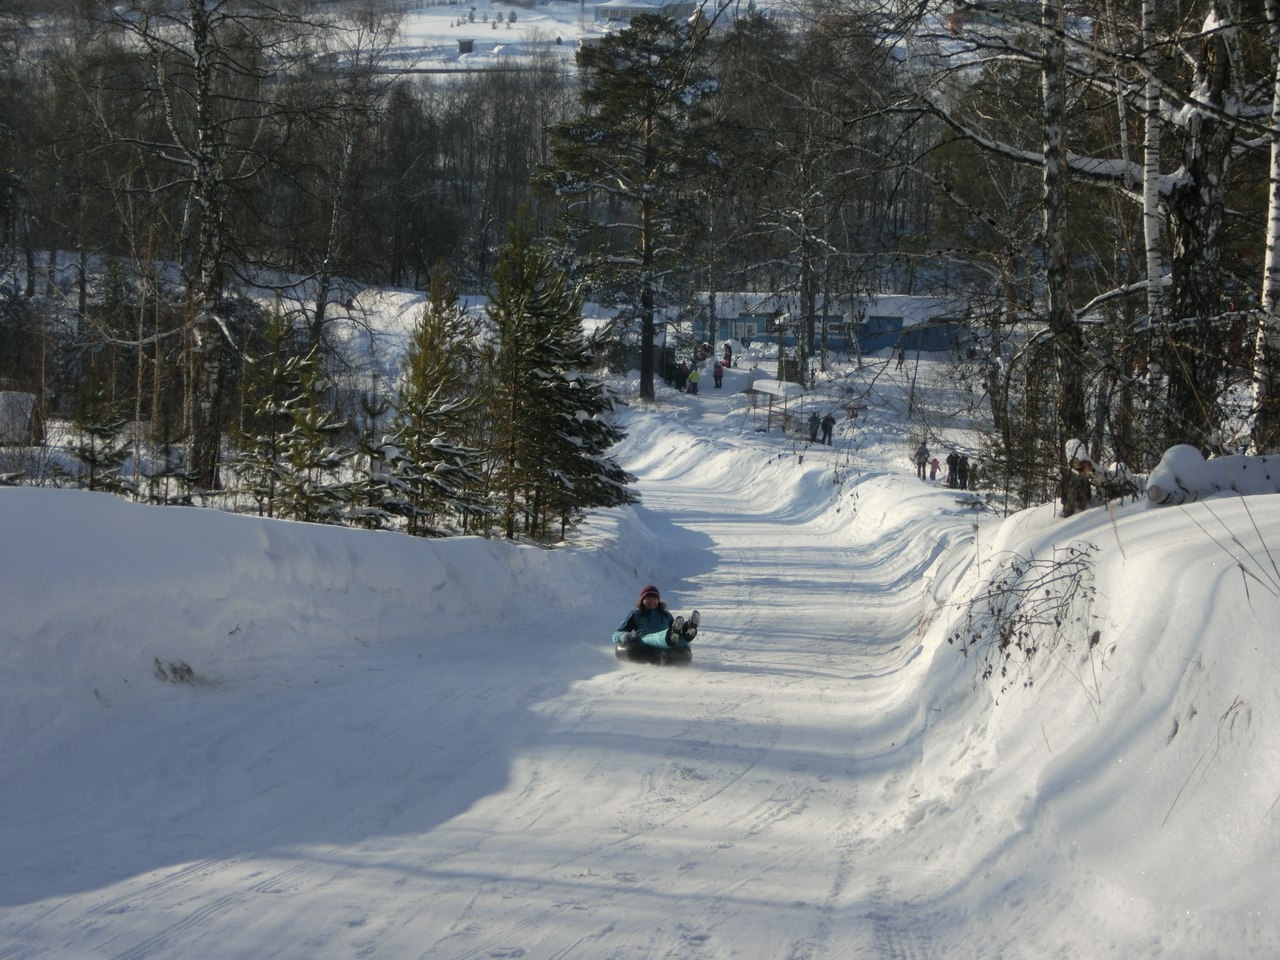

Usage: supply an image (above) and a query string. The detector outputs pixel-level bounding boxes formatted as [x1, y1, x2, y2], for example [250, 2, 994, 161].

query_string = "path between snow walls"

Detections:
[403, 382, 992, 960]
[0, 383, 1034, 960]
[6, 367, 1275, 958]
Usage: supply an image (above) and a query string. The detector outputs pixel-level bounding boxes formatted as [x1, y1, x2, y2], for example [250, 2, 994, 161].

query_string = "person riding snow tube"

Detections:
[612, 584, 699, 665]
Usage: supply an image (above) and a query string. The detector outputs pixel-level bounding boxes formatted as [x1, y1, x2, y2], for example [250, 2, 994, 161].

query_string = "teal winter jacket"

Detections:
[613, 605, 675, 648]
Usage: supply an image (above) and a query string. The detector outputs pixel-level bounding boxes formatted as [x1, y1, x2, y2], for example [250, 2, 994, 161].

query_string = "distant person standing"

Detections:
[808, 412, 820, 442]
[914, 442, 929, 479]
[723, 342, 733, 366]
[687, 366, 700, 394]
[929, 457, 940, 481]
[946, 450, 959, 488]
[957, 454, 970, 490]
[896, 347, 906, 371]
[713, 360, 724, 388]
[821, 413, 836, 445]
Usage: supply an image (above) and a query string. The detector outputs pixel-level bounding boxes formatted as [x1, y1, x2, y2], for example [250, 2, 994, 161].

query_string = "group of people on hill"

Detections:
[673, 342, 737, 394]
[673, 361, 725, 393]
[807, 411, 837, 445]
[914, 442, 973, 489]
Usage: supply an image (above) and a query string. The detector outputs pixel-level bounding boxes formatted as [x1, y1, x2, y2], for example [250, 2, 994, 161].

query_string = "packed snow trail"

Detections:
[0, 362, 981, 960]
[410, 370, 979, 960]
[8, 356, 1280, 958]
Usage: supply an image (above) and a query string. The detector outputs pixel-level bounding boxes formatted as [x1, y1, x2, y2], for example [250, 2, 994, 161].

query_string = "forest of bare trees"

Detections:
[1, 0, 1278, 526]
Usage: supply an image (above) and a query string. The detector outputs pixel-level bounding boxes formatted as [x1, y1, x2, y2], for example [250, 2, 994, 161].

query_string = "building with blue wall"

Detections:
[690, 292, 970, 354]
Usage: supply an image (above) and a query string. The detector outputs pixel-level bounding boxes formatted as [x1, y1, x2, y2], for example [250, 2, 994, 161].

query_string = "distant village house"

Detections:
[592, 0, 698, 24]
[690, 292, 970, 355]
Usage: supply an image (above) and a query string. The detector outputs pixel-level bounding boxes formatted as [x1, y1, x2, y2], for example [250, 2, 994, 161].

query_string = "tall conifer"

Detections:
[486, 210, 636, 540]
[383, 271, 489, 536]
[541, 14, 714, 400]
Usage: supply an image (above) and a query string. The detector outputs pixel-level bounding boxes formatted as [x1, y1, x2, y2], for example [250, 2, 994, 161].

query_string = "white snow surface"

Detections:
[4, 353, 1280, 958]
[1147, 443, 1280, 504]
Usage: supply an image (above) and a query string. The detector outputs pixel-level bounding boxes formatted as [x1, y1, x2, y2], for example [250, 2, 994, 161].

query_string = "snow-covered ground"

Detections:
[383, 0, 791, 70]
[3, 346, 1278, 959]
[392, 0, 597, 70]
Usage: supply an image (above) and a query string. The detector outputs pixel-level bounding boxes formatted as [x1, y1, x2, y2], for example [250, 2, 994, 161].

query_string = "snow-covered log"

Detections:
[1146, 444, 1280, 505]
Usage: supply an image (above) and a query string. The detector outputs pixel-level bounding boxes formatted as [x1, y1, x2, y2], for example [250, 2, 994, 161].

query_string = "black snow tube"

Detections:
[614, 640, 693, 666]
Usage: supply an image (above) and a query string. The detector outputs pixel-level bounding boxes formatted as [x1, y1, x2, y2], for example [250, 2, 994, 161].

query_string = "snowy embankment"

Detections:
[2, 360, 1279, 958]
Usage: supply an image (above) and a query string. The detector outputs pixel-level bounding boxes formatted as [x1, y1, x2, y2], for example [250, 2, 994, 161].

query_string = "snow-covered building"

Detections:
[689, 292, 971, 354]
[592, 0, 698, 25]
[853, 293, 971, 353]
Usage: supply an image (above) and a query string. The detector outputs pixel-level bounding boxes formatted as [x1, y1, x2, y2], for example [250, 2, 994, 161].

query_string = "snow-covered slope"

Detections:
[2, 356, 1278, 958]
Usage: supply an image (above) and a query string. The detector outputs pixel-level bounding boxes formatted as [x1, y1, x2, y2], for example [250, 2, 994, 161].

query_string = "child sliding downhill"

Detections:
[612, 584, 700, 666]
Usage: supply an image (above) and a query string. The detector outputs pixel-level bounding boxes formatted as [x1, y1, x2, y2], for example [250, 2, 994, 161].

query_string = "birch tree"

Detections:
[1041, 0, 1090, 514]
[280, 5, 402, 352]
[86, 0, 323, 488]
[892, 0, 1274, 470]
[1250, 0, 1280, 450]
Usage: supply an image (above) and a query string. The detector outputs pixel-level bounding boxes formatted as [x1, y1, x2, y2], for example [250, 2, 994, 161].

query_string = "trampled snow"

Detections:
[3, 345, 1278, 958]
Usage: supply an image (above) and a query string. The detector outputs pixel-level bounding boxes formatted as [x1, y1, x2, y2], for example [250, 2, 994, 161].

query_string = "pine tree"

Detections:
[230, 311, 352, 524]
[230, 311, 304, 519]
[141, 424, 196, 506]
[540, 366, 636, 540]
[486, 210, 636, 540]
[540, 14, 715, 401]
[274, 356, 353, 525]
[68, 393, 133, 497]
[346, 390, 396, 531]
[383, 271, 490, 536]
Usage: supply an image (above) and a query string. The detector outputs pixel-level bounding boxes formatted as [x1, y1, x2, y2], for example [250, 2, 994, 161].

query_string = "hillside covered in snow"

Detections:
[3, 349, 1278, 958]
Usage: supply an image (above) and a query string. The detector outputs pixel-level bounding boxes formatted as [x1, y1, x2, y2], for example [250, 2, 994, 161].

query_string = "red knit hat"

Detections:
[639, 584, 660, 603]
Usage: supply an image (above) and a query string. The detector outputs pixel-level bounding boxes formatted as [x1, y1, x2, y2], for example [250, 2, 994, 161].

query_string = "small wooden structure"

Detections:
[743, 378, 805, 433]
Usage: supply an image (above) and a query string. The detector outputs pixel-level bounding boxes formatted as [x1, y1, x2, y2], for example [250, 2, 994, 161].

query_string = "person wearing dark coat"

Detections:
[808, 412, 821, 442]
[821, 413, 836, 445]
[613, 585, 698, 658]
[914, 442, 929, 479]
[613, 585, 673, 644]
[946, 450, 960, 488]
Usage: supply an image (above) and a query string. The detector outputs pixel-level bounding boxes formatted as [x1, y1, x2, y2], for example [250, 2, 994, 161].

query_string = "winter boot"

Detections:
[683, 610, 700, 641]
